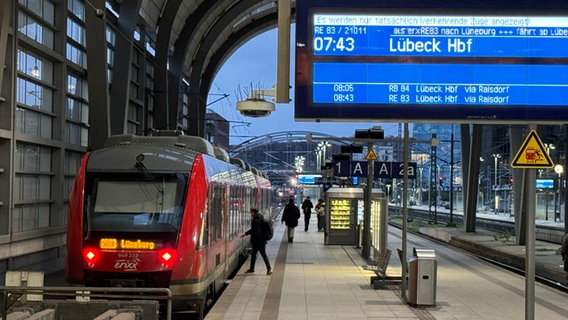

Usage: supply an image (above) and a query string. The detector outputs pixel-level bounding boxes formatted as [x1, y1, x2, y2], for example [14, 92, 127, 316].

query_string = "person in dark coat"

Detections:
[281, 198, 300, 243]
[242, 208, 272, 275]
[301, 196, 314, 231]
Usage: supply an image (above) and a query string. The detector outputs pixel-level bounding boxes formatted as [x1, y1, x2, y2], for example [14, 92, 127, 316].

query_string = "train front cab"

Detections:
[65, 135, 271, 318]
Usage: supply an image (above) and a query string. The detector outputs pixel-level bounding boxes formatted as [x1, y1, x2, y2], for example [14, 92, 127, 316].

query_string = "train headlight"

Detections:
[162, 251, 172, 261]
[86, 251, 95, 260]
[158, 248, 177, 268]
[83, 247, 100, 267]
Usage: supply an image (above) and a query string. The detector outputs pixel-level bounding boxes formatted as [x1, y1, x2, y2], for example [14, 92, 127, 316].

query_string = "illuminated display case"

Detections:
[329, 198, 352, 230]
[368, 198, 387, 263]
[325, 188, 385, 246]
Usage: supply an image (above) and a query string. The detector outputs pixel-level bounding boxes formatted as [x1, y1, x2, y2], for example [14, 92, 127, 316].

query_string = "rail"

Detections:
[0, 286, 172, 320]
[391, 206, 565, 244]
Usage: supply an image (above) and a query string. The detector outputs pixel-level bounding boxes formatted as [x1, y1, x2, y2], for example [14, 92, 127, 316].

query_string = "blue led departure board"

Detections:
[295, 0, 568, 123]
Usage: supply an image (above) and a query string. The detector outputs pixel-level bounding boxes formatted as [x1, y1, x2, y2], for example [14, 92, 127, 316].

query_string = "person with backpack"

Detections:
[242, 208, 272, 275]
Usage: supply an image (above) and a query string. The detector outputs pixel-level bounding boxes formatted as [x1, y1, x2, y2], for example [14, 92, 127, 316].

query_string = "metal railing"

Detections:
[0, 286, 172, 320]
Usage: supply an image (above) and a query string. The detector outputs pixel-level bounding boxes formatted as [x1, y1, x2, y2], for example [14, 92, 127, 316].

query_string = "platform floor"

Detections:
[206, 213, 568, 320]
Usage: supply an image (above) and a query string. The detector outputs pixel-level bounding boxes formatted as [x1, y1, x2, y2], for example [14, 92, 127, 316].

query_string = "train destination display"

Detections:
[295, 5, 568, 122]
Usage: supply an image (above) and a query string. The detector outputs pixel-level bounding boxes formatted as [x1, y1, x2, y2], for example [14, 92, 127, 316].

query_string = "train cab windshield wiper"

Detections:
[135, 153, 164, 215]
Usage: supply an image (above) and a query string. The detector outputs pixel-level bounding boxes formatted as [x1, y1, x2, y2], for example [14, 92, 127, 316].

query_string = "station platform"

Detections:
[206, 213, 568, 320]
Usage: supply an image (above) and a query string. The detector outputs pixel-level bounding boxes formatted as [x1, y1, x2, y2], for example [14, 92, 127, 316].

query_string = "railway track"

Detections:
[388, 207, 568, 294]
[389, 206, 566, 244]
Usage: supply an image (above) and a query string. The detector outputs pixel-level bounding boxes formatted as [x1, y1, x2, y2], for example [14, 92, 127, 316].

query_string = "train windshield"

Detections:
[85, 173, 187, 239]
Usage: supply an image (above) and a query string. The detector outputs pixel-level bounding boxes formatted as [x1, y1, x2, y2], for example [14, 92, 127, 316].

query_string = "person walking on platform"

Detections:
[242, 208, 272, 275]
[301, 196, 314, 231]
[562, 233, 568, 272]
[315, 199, 325, 232]
[282, 198, 300, 242]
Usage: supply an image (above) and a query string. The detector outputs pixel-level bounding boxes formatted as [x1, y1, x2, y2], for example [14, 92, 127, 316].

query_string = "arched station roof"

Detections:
[229, 131, 344, 156]
[228, 131, 348, 186]
[137, 0, 296, 137]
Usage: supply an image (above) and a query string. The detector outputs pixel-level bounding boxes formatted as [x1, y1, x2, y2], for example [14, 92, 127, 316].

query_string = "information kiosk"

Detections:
[325, 188, 387, 260]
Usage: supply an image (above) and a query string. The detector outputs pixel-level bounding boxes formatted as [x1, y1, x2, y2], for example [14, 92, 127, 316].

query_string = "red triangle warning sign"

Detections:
[511, 130, 554, 168]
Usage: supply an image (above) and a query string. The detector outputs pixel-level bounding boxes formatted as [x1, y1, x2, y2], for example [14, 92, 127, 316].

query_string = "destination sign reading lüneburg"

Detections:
[295, 3, 568, 122]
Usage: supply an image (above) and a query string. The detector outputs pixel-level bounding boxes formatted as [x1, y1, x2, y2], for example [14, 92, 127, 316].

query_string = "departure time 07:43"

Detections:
[314, 36, 355, 52]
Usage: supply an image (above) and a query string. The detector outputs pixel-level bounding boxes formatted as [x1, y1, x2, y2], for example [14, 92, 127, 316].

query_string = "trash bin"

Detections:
[407, 248, 437, 306]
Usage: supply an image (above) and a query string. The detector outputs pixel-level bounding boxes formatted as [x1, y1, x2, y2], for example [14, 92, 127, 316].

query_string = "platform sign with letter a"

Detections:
[511, 130, 554, 168]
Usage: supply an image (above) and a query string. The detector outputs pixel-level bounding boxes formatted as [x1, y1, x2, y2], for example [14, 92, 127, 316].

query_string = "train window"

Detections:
[230, 185, 244, 237]
[229, 186, 242, 239]
[86, 173, 187, 237]
[209, 184, 223, 242]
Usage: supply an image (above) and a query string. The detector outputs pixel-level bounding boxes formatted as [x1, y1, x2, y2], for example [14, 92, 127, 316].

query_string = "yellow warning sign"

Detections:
[511, 130, 554, 168]
[365, 148, 378, 161]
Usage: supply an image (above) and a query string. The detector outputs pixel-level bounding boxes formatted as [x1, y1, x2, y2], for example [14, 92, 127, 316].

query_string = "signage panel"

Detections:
[298, 174, 322, 184]
[536, 179, 554, 189]
[334, 160, 417, 179]
[295, 0, 568, 122]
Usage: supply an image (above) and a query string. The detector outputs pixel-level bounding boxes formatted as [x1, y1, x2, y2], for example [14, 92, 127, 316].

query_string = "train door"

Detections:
[223, 184, 230, 275]
[207, 183, 224, 274]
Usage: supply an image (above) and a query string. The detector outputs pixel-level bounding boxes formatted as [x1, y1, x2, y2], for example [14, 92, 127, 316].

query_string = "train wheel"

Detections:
[194, 292, 207, 320]
[206, 282, 216, 305]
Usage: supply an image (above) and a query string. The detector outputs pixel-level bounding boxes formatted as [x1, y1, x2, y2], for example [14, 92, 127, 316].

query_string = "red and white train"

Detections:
[65, 134, 271, 318]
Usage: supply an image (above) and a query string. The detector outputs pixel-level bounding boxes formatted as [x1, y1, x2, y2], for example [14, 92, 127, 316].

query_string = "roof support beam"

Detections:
[187, 0, 275, 137]
[109, 0, 141, 135]
[168, 1, 223, 135]
[0, 0, 12, 94]
[154, 0, 183, 131]
[85, 0, 111, 149]
[200, 13, 278, 116]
